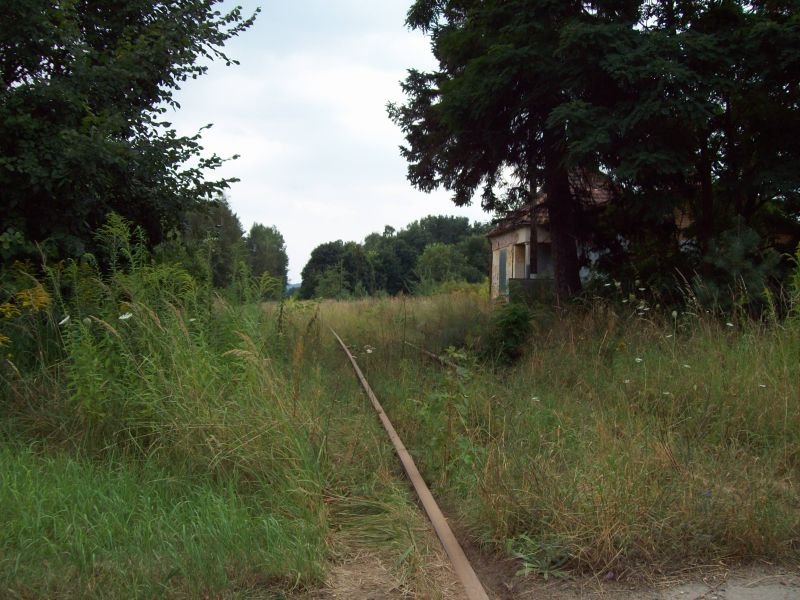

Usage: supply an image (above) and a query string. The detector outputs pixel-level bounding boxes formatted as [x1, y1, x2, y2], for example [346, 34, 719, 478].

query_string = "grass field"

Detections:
[1, 265, 798, 596]
[316, 290, 800, 575]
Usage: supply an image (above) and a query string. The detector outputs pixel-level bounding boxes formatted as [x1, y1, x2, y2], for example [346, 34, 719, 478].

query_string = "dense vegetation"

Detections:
[1, 0, 799, 597]
[326, 284, 800, 577]
[299, 215, 491, 299]
[2, 245, 799, 596]
[391, 0, 800, 301]
[0, 1, 258, 263]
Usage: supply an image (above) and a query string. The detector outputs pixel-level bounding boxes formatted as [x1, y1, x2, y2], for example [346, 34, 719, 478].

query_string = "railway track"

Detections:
[331, 328, 491, 600]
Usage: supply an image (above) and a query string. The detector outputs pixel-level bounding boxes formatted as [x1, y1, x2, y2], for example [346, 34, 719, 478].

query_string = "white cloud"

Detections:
[170, 1, 489, 282]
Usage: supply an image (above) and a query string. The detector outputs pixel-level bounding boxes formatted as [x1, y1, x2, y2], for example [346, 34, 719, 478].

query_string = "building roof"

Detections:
[488, 172, 612, 238]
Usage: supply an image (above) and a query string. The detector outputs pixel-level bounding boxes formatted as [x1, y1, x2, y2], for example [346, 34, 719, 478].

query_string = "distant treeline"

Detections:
[299, 215, 490, 299]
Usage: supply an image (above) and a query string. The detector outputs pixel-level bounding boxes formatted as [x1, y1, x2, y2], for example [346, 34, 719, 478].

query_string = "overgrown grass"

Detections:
[318, 291, 800, 576]
[0, 223, 459, 597]
[3, 224, 799, 595]
[0, 444, 320, 598]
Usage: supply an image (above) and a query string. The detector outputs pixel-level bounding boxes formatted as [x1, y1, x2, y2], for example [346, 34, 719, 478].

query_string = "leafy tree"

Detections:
[389, 1, 625, 298]
[398, 215, 477, 254]
[392, 1, 799, 302]
[415, 242, 468, 284]
[181, 197, 246, 289]
[0, 0, 257, 261]
[299, 240, 345, 299]
[314, 266, 350, 300]
[559, 0, 800, 298]
[455, 233, 491, 283]
[340, 242, 375, 296]
[245, 224, 288, 292]
[364, 231, 418, 294]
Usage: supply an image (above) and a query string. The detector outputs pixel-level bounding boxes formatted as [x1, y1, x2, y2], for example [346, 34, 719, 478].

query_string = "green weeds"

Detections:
[321, 292, 800, 576]
[2, 218, 799, 595]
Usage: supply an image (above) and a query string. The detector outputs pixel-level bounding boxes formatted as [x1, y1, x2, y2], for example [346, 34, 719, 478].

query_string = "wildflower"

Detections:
[682, 364, 691, 369]
[58, 315, 70, 326]
[118, 312, 133, 321]
[665, 334, 673, 339]
[634, 357, 643, 364]
[188, 318, 196, 322]
[364, 345, 375, 354]
[662, 391, 672, 396]
[671, 310, 678, 320]
[638, 287, 646, 292]
[726, 322, 734, 327]
[15, 285, 51, 313]
[759, 384, 767, 389]
[531, 396, 540, 402]
[0, 302, 20, 319]
[623, 379, 631, 384]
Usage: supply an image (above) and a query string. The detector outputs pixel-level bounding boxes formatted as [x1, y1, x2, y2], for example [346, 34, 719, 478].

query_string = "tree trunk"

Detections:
[697, 141, 714, 257]
[543, 127, 581, 299]
[528, 172, 538, 276]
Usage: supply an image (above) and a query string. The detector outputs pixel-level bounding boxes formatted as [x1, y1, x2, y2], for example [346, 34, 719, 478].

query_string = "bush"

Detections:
[486, 301, 532, 364]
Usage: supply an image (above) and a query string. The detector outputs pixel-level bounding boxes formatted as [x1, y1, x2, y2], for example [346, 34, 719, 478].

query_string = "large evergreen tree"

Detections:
[390, 1, 637, 297]
[392, 1, 799, 299]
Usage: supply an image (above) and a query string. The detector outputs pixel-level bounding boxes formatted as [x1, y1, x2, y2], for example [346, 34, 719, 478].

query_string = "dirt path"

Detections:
[309, 560, 799, 599]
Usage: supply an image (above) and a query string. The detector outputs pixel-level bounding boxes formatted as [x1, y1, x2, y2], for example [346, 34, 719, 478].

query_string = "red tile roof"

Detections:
[488, 172, 612, 237]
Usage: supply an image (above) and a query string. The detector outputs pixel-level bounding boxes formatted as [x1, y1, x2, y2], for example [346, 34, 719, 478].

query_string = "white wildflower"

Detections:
[726, 322, 734, 327]
[118, 312, 133, 321]
[634, 357, 643, 364]
[682, 364, 691, 369]
[759, 384, 767, 388]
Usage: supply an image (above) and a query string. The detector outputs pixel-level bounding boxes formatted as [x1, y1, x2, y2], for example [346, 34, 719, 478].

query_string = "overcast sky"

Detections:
[170, 1, 489, 283]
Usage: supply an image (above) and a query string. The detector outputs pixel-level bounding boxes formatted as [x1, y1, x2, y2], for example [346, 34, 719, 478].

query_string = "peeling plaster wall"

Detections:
[489, 226, 551, 298]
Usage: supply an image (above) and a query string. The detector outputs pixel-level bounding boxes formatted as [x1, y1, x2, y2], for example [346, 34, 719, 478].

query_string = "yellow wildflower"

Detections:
[0, 302, 20, 319]
[15, 284, 51, 313]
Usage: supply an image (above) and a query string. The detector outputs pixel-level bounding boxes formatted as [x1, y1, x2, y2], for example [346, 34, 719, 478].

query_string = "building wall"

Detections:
[489, 226, 551, 298]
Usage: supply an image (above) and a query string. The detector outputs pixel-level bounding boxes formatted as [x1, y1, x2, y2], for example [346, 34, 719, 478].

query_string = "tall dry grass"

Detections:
[314, 288, 800, 576]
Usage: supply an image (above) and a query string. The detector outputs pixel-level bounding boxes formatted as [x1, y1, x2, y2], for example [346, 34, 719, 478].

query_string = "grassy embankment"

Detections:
[2, 240, 798, 596]
[319, 287, 800, 576]
[0, 230, 445, 598]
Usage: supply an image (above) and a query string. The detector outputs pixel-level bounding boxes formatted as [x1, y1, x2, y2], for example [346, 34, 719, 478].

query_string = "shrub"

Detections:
[485, 301, 532, 364]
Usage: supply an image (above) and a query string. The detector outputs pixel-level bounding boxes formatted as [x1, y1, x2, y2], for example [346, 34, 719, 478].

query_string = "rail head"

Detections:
[331, 328, 491, 600]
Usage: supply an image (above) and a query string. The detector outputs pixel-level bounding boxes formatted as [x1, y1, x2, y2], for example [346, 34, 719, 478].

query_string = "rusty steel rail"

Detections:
[331, 329, 490, 600]
[403, 340, 464, 371]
